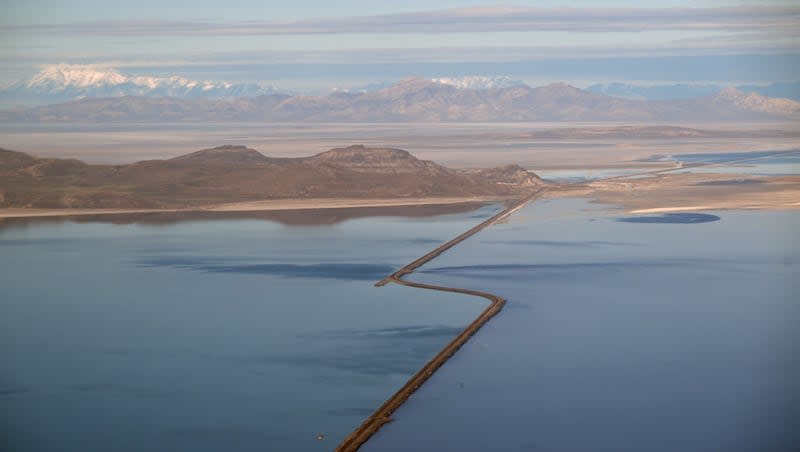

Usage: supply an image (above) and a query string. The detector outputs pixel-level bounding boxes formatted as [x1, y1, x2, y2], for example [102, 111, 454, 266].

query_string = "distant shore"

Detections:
[0, 196, 513, 220]
[544, 173, 800, 213]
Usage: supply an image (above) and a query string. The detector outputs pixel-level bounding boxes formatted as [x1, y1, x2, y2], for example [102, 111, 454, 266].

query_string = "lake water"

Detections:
[0, 206, 501, 451]
[363, 199, 799, 452]
[3, 192, 798, 452]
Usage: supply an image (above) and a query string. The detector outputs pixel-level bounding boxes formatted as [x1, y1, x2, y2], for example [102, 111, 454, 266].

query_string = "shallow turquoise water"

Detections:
[364, 199, 799, 452]
[0, 207, 500, 451]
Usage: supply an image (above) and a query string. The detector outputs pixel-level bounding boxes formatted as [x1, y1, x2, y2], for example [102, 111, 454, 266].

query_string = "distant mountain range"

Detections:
[587, 81, 800, 101]
[0, 145, 540, 209]
[2, 76, 798, 123]
[0, 65, 284, 107]
[0, 67, 530, 108]
[0, 64, 800, 113]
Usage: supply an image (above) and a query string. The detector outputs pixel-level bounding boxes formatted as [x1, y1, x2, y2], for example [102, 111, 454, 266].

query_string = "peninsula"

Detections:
[0, 145, 541, 213]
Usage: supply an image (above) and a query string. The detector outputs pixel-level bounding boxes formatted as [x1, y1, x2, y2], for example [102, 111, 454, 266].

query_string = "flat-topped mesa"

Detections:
[169, 145, 272, 164]
[308, 145, 449, 174]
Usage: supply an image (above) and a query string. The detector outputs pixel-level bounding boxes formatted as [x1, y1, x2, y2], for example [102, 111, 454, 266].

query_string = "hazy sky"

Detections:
[1, 0, 797, 89]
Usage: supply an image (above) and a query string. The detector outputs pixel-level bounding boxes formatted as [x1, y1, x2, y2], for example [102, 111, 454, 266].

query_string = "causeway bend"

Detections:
[335, 188, 546, 452]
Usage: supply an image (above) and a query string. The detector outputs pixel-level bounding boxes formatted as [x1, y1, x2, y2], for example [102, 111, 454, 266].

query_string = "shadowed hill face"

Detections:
[0, 148, 38, 170]
[0, 145, 542, 209]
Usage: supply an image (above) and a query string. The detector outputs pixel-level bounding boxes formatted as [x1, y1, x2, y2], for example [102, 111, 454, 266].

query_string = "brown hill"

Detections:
[0, 148, 38, 170]
[0, 145, 541, 209]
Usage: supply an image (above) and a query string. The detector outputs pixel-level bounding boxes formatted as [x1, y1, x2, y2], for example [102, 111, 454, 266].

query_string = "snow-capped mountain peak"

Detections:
[2, 64, 285, 107]
[431, 75, 525, 90]
[26, 65, 129, 89]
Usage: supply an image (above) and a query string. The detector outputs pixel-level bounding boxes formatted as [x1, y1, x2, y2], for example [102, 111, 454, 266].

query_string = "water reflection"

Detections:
[617, 213, 721, 224]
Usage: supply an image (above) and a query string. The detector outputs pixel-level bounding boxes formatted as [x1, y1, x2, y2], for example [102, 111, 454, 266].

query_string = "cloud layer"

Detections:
[3, 6, 798, 36]
[1, 5, 797, 90]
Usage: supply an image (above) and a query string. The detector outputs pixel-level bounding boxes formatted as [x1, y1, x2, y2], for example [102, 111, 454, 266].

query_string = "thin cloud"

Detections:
[1, 38, 795, 70]
[2, 6, 798, 36]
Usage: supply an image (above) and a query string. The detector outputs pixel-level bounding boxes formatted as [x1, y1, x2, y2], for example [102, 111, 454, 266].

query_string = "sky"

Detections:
[0, 0, 797, 90]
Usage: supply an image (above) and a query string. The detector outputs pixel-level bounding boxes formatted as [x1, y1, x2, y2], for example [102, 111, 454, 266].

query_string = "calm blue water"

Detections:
[0, 206, 501, 451]
[364, 199, 799, 452]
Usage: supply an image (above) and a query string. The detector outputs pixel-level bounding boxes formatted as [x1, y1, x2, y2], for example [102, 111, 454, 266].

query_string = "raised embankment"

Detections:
[334, 188, 545, 452]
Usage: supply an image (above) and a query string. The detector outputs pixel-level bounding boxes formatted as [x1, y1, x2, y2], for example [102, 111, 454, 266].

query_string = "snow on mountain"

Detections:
[431, 75, 525, 90]
[0, 64, 284, 107]
[26, 65, 129, 89]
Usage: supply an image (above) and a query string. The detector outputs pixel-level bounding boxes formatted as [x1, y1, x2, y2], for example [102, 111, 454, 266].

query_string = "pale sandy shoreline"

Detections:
[0, 196, 512, 219]
[543, 173, 800, 214]
[630, 201, 800, 214]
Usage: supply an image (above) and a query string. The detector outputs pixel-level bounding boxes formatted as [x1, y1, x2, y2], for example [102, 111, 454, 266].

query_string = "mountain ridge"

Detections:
[1, 78, 798, 122]
[0, 64, 284, 107]
[0, 145, 542, 209]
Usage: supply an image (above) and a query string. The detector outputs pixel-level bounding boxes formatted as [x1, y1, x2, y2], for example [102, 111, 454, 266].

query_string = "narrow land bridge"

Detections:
[335, 188, 545, 452]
